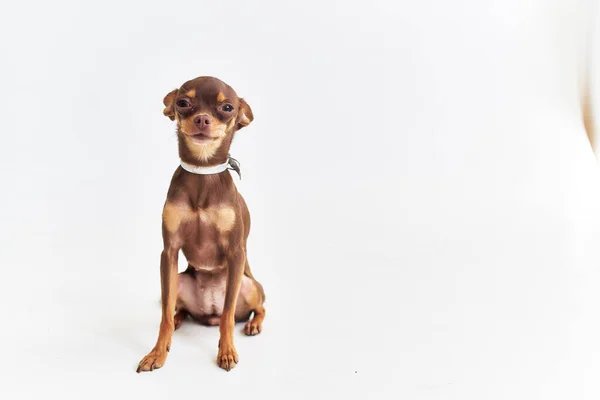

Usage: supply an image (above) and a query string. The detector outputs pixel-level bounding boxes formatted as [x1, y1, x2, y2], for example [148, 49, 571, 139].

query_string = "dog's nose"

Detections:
[193, 114, 211, 129]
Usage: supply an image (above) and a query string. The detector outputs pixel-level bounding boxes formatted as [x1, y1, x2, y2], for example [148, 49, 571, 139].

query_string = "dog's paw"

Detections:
[217, 343, 238, 371]
[243, 319, 262, 336]
[136, 350, 168, 373]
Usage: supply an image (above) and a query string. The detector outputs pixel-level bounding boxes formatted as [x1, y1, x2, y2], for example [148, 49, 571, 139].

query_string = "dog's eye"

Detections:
[222, 104, 234, 112]
[176, 99, 191, 108]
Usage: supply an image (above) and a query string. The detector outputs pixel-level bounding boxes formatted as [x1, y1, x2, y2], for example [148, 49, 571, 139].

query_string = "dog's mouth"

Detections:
[187, 132, 217, 142]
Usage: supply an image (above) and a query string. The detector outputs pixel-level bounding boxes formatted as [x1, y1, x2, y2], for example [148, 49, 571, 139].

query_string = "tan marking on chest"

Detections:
[162, 202, 194, 232]
[199, 207, 237, 233]
[163, 203, 236, 234]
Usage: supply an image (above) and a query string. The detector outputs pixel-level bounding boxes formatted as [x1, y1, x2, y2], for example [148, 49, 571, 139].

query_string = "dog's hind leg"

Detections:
[173, 268, 196, 330]
[173, 308, 188, 330]
[240, 261, 266, 336]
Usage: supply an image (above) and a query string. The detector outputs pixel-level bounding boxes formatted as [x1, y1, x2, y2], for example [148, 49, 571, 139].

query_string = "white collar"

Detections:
[180, 159, 230, 175]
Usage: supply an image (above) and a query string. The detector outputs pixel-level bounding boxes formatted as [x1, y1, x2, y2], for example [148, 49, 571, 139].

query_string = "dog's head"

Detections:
[163, 76, 253, 164]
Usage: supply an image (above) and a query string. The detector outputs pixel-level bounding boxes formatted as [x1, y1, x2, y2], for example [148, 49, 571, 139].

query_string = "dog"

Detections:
[137, 76, 266, 372]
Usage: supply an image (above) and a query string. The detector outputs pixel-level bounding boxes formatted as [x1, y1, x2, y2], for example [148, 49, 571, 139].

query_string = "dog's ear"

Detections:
[236, 98, 254, 130]
[163, 89, 178, 120]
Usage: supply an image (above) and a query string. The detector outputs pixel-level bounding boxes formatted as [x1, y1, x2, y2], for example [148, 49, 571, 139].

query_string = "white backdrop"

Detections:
[1, 0, 600, 399]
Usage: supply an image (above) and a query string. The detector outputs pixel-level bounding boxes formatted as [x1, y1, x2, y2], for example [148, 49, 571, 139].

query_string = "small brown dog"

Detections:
[137, 77, 265, 372]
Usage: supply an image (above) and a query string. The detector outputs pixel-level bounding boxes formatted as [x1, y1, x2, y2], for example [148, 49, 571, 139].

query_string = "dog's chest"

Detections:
[163, 202, 237, 269]
[163, 203, 236, 235]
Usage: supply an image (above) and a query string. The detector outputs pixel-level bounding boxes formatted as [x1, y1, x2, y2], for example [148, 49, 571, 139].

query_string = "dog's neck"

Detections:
[177, 131, 234, 167]
[177, 136, 242, 178]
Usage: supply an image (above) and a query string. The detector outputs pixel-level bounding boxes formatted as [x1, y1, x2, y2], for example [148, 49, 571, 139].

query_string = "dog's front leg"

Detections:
[217, 249, 245, 371]
[137, 247, 179, 372]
